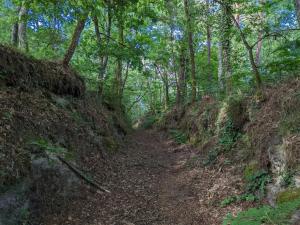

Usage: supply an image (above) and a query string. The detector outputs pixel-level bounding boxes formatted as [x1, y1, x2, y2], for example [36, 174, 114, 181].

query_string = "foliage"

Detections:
[30, 138, 68, 155]
[280, 170, 296, 188]
[221, 193, 256, 207]
[266, 40, 300, 81]
[223, 197, 300, 225]
[219, 119, 241, 152]
[221, 169, 270, 207]
[245, 170, 271, 198]
[203, 147, 221, 166]
[141, 114, 159, 129]
[0, 0, 298, 120]
[169, 129, 188, 144]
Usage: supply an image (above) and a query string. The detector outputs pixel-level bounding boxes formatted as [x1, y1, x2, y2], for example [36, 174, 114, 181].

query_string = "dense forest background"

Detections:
[1, 0, 300, 224]
[1, 0, 299, 122]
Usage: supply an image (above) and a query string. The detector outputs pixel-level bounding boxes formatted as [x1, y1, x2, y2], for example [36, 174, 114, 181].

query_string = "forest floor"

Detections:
[44, 130, 252, 225]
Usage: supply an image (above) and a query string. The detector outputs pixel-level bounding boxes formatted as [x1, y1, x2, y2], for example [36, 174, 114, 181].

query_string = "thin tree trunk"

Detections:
[63, 15, 87, 66]
[114, 20, 124, 110]
[217, 41, 224, 91]
[206, 0, 213, 86]
[255, 0, 265, 65]
[163, 71, 170, 110]
[184, 0, 197, 102]
[295, 0, 300, 26]
[93, 4, 112, 98]
[176, 46, 187, 106]
[11, 23, 18, 47]
[229, 9, 263, 89]
[18, 3, 28, 52]
[221, 2, 233, 94]
[11, 6, 21, 46]
[234, 3, 241, 25]
[255, 31, 263, 65]
[155, 65, 170, 110]
[121, 61, 130, 99]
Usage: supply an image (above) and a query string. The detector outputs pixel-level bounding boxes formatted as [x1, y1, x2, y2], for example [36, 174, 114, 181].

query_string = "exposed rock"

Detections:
[30, 153, 81, 217]
[0, 181, 29, 225]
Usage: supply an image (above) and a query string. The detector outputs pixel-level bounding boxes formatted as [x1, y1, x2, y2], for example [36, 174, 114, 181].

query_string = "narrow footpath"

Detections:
[46, 130, 248, 225]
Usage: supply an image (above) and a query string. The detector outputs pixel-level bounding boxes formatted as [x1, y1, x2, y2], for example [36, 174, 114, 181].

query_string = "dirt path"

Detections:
[46, 130, 247, 225]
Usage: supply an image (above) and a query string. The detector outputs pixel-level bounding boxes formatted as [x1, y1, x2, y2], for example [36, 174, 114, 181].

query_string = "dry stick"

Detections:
[57, 156, 111, 193]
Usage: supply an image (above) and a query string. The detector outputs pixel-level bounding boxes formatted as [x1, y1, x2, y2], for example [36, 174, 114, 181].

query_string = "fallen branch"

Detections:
[57, 156, 111, 193]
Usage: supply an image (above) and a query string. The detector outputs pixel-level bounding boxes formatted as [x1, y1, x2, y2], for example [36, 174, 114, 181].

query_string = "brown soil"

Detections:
[44, 130, 252, 225]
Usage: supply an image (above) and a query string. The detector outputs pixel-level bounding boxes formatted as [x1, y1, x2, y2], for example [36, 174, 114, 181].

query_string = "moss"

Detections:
[244, 161, 260, 181]
[276, 188, 300, 204]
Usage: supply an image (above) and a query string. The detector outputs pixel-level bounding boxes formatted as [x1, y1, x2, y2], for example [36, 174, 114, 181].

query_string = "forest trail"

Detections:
[45, 130, 245, 225]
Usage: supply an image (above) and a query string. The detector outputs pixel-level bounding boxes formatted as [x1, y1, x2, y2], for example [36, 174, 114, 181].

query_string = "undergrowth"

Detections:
[30, 138, 74, 160]
[219, 119, 241, 152]
[169, 129, 188, 144]
[221, 170, 271, 207]
[223, 197, 300, 225]
[142, 114, 158, 129]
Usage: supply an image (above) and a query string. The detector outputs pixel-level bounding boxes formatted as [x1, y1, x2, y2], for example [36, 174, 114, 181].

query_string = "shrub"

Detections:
[245, 170, 271, 198]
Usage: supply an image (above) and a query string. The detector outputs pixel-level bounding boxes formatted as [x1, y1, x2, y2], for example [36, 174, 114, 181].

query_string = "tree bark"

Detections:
[255, 0, 265, 65]
[114, 20, 124, 110]
[217, 41, 224, 91]
[163, 71, 170, 110]
[155, 65, 170, 110]
[206, 0, 213, 85]
[255, 31, 263, 65]
[221, 2, 233, 94]
[93, 3, 112, 98]
[63, 15, 87, 67]
[18, 3, 28, 52]
[11, 23, 19, 47]
[184, 0, 197, 103]
[176, 46, 187, 107]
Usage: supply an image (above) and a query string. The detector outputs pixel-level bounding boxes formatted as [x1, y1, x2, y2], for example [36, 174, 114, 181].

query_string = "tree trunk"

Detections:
[184, 0, 197, 102]
[229, 8, 263, 90]
[163, 72, 170, 110]
[114, 20, 124, 110]
[93, 3, 112, 98]
[221, 2, 233, 94]
[234, 3, 241, 25]
[255, 31, 263, 65]
[255, 0, 265, 65]
[176, 46, 187, 107]
[63, 15, 87, 66]
[18, 3, 28, 52]
[248, 48, 262, 89]
[217, 41, 224, 91]
[295, 0, 300, 25]
[11, 23, 18, 47]
[206, 0, 212, 86]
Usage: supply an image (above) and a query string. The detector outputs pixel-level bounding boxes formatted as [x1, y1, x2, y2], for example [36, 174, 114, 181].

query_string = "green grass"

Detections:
[223, 197, 300, 225]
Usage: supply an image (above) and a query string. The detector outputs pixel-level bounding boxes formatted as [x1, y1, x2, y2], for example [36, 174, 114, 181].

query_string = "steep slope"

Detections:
[157, 78, 300, 224]
[0, 45, 128, 224]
